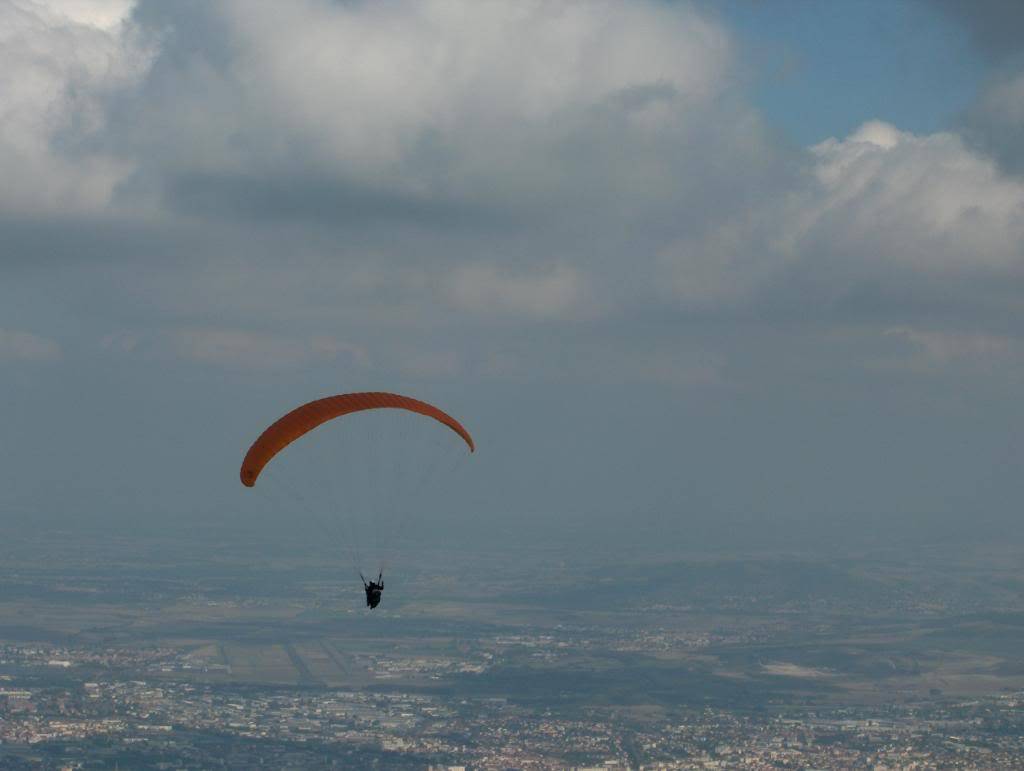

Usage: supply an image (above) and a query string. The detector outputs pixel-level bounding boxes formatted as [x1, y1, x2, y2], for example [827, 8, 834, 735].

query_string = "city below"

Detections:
[0, 530, 1022, 769]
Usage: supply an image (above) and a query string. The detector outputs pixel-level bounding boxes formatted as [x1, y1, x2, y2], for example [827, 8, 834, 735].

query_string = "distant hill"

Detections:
[497, 558, 906, 611]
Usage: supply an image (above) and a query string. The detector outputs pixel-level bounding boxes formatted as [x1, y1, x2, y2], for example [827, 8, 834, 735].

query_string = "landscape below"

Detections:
[0, 527, 1022, 768]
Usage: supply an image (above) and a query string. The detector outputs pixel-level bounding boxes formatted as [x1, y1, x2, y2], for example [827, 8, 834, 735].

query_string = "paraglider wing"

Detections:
[240, 392, 474, 488]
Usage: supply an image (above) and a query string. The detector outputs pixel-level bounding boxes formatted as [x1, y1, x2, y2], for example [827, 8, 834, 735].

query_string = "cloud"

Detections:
[623, 350, 725, 388]
[802, 121, 1024, 273]
[961, 69, 1024, 176]
[930, 0, 1024, 63]
[96, 0, 742, 225]
[174, 329, 366, 371]
[5, 1, 1024, 387]
[98, 325, 373, 371]
[0, 0, 151, 215]
[4, 0, 1024, 530]
[396, 349, 461, 379]
[886, 326, 1014, 366]
[99, 329, 142, 353]
[0, 329, 60, 360]
[660, 120, 1024, 323]
[447, 264, 584, 319]
[928, 1, 1024, 176]
[2, 0, 769, 326]
[42, 0, 134, 29]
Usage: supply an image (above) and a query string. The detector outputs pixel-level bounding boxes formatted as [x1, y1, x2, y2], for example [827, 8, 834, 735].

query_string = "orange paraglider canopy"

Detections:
[240, 392, 474, 487]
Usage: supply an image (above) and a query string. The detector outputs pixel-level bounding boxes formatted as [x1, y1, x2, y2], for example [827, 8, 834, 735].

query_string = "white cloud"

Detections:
[805, 122, 1024, 271]
[660, 120, 1024, 311]
[0, 0, 150, 215]
[40, 0, 134, 29]
[0, 328, 60, 360]
[846, 119, 904, 150]
[95, 0, 741, 221]
[225, 0, 729, 161]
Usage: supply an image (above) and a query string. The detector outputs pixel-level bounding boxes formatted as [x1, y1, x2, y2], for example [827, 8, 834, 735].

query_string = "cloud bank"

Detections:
[2, 0, 1023, 528]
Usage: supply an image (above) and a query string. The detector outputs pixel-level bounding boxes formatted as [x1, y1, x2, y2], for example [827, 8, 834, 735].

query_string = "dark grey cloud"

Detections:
[158, 170, 519, 229]
[930, 0, 1024, 62]
[926, 1, 1024, 175]
[959, 71, 1024, 176]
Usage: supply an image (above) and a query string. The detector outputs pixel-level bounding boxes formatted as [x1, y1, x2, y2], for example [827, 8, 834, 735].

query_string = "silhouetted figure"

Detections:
[361, 572, 383, 609]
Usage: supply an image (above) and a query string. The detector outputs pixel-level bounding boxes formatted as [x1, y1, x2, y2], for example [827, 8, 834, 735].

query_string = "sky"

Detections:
[2, 0, 1023, 551]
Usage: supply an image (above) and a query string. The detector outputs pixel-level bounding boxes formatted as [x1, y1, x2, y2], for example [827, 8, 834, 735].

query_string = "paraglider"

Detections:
[362, 572, 384, 609]
[239, 392, 474, 609]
